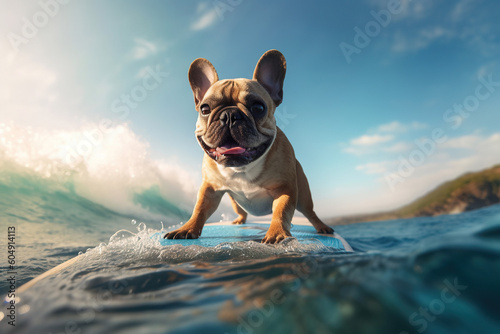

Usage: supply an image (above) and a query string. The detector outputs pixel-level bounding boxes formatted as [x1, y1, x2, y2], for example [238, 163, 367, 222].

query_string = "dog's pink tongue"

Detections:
[216, 146, 246, 155]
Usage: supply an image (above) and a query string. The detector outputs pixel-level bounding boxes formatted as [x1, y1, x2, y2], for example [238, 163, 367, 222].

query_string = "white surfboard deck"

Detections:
[16, 219, 350, 295]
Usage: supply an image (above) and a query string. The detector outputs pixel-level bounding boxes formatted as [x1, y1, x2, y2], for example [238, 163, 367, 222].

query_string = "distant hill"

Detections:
[327, 164, 500, 225]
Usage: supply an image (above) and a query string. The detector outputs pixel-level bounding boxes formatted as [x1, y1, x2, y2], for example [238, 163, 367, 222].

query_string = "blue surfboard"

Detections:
[155, 221, 352, 251]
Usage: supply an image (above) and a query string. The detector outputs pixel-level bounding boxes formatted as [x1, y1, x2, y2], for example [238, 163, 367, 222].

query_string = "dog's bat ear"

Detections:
[253, 50, 286, 107]
[188, 58, 219, 106]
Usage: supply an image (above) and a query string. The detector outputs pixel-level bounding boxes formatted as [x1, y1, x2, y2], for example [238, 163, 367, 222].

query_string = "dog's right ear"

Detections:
[188, 58, 219, 106]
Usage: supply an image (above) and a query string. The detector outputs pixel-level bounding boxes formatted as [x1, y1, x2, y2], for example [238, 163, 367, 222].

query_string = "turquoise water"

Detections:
[1, 123, 500, 333]
[1, 165, 500, 334]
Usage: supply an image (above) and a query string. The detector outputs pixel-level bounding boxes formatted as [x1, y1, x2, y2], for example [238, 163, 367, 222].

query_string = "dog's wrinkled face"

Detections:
[195, 79, 276, 167]
[188, 50, 286, 167]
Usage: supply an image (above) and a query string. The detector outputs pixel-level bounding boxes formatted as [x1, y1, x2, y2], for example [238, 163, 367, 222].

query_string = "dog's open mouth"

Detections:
[198, 136, 272, 166]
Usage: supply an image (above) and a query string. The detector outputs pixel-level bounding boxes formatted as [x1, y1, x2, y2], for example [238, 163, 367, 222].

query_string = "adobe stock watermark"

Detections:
[275, 106, 296, 130]
[385, 73, 500, 191]
[231, 289, 286, 334]
[399, 278, 467, 334]
[339, 0, 415, 64]
[228, 256, 321, 334]
[213, 0, 244, 21]
[62, 64, 169, 168]
[7, 0, 72, 57]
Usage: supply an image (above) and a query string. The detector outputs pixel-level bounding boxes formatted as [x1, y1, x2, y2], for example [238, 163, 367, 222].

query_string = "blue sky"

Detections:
[1, 0, 500, 217]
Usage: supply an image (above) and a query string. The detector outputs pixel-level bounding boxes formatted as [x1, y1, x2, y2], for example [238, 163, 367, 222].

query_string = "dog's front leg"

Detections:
[262, 188, 296, 244]
[164, 183, 223, 239]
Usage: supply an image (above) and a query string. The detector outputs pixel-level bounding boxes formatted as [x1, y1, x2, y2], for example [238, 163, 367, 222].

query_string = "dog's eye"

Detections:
[250, 103, 266, 116]
[200, 104, 211, 116]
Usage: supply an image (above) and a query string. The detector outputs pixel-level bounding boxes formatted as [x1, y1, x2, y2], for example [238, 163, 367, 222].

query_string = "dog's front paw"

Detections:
[316, 225, 334, 234]
[261, 229, 291, 244]
[231, 216, 246, 225]
[164, 227, 201, 239]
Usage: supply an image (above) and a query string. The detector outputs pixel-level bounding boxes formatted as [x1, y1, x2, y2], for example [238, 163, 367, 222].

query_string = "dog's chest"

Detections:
[218, 165, 273, 216]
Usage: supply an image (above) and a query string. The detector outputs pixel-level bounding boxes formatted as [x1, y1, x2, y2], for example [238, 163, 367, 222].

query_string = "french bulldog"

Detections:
[164, 50, 333, 243]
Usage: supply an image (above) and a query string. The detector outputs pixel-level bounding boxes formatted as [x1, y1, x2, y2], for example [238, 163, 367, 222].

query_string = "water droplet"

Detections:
[131, 219, 137, 225]
[137, 222, 146, 232]
[109, 229, 136, 243]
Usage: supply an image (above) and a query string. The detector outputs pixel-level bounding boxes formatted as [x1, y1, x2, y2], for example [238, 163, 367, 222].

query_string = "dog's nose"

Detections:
[220, 109, 243, 126]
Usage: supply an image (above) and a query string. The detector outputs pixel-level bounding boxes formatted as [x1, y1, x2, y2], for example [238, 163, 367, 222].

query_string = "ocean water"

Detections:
[1, 123, 500, 334]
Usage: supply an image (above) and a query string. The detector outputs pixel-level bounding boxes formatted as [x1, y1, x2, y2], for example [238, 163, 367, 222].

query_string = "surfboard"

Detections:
[156, 220, 352, 250]
[16, 220, 351, 294]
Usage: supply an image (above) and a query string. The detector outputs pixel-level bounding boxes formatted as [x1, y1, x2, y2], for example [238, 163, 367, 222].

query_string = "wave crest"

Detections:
[0, 122, 197, 222]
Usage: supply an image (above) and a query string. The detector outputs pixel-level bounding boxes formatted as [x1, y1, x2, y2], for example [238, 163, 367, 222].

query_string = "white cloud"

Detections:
[377, 121, 406, 133]
[392, 0, 434, 21]
[130, 38, 158, 60]
[190, 6, 219, 31]
[410, 121, 428, 130]
[351, 134, 394, 146]
[377, 121, 428, 133]
[383, 142, 412, 153]
[388, 0, 499, 55]
[343, 134, 394, 155]
[451, 0, 474, 22]
[332, 132, 500, 216]
[343, 121, 427, 156]
[392, 27, 454, 53]
[354, 132, 500, 179]
[366, 132, 500, 178]
[342, 146, 364, 156]
[356, 161, 392, 175]
[385, 132, 500, 199]
[440, 134, 482, 149]
[367, 0, 433, 21]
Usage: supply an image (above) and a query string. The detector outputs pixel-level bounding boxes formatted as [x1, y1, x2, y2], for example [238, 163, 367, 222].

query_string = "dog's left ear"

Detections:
[188, 58, 219, 106]
[253, 50, 287, 107]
